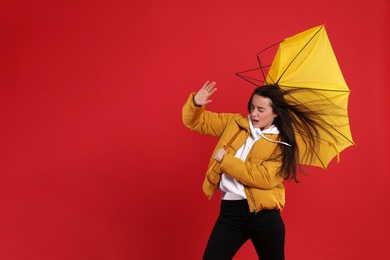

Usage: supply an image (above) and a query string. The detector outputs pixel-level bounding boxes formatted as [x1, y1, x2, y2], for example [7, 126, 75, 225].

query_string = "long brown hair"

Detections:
[247, 84, 336, 182]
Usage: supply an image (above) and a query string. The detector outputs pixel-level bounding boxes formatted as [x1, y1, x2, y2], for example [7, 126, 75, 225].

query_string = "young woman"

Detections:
[182, 81, 325, 260]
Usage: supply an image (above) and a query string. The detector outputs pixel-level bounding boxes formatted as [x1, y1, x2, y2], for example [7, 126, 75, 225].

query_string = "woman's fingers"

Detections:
[205, 81, 216, 91]
[214, 148, 227, 163]
[202, 81, 215, 90]
[203, 81, 217, 96]
[194, 81, 218, 106]
[202, 81, 210, 89]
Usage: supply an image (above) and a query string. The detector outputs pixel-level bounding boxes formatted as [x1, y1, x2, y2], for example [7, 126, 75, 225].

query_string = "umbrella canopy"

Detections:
[236, 25, 355, 169]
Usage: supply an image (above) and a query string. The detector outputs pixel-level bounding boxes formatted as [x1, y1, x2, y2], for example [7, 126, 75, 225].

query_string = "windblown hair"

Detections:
[247, 84, 338, 182]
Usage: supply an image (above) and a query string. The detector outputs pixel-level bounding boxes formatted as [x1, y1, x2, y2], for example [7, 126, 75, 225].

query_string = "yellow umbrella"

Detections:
[237, 25, 355, 169]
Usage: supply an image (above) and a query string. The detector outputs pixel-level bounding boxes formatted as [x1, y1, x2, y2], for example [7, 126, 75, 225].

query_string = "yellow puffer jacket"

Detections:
[182, 93, 286, 213]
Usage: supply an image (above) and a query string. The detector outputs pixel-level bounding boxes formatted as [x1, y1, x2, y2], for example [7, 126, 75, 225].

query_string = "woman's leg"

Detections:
[203, 200, 249, 260]
[247, 210, 285, 260]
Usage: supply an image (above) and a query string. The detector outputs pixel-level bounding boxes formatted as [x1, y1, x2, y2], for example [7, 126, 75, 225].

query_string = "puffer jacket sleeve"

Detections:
[182, 92, 236, 138]
[219, 141, 285, 189]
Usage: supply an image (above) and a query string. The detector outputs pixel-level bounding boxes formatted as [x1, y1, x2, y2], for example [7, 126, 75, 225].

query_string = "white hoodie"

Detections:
[220, 115, 290, 200]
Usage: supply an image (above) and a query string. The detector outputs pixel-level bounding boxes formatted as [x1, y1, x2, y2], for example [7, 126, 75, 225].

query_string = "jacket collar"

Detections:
[236, 116, 250, 131]
[237, 115, 291, 147]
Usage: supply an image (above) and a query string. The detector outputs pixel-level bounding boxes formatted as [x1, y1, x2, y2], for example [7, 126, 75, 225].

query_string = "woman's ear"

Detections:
[273, 114, 279, 123]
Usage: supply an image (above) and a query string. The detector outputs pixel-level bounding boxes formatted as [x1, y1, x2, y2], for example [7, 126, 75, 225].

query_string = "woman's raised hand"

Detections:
[193, 81, 217, 106]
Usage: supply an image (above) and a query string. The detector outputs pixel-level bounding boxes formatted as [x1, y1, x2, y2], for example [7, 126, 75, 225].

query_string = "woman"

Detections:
[182, 81, 325, 259]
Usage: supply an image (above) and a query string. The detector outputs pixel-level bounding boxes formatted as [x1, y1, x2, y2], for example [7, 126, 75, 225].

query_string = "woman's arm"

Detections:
[220, 154, 284, 189]
[218, 140, 285, 189]
[182, 81, 237, 138]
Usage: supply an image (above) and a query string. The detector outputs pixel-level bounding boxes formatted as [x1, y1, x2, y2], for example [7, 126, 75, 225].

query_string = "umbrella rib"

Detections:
[297, 133, 327, 169]
[235, 70, 264, 87]
[281, 85, 350, 93]
[276, 26, 324, 84]
[256, 41, 281, 84]
[288, 93, 355, 146]
[313, 149, 327, 169]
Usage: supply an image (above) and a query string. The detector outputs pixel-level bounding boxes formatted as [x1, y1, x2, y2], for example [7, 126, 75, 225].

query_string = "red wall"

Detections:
[1, 0, 389, 259]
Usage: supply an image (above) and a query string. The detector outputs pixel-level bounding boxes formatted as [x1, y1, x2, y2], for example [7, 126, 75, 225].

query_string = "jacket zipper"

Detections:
[245, 144, 257, 215]
[246, 186, 257, 215]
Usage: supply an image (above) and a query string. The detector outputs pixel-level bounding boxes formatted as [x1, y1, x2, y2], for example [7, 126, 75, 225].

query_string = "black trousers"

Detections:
[203, 200, 285, 260]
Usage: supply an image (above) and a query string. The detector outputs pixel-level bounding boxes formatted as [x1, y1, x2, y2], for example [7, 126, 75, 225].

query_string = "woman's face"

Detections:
[249, 94, 278, 130]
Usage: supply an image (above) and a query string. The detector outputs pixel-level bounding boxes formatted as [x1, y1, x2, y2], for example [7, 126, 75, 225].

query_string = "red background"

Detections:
[1, 0, 389, 259]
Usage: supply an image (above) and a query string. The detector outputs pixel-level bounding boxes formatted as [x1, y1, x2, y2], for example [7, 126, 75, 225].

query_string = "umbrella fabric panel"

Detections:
[267, 25, 348, 92]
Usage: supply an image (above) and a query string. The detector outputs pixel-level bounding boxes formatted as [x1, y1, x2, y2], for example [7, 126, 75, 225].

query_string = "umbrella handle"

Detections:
[206, 129, 242, 183]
